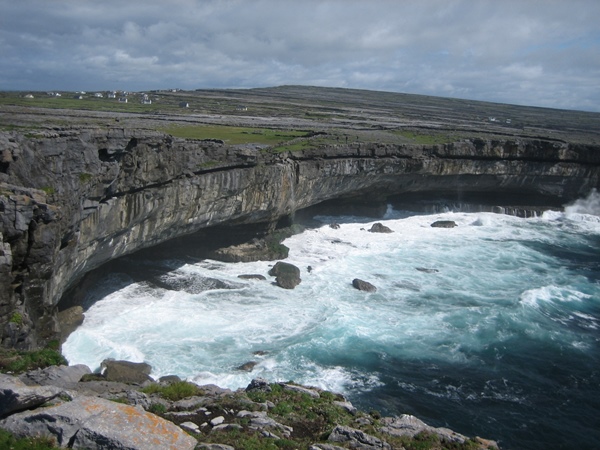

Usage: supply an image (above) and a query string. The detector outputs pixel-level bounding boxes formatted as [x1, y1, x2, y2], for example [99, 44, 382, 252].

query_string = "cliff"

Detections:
[1, 124, 599, 348]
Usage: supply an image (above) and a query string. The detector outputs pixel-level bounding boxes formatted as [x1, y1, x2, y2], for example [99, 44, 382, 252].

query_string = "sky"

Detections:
[1, 0, 599, 112]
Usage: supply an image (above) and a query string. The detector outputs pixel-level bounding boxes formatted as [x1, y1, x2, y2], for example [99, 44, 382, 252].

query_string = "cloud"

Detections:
[1, 0, 599, 111]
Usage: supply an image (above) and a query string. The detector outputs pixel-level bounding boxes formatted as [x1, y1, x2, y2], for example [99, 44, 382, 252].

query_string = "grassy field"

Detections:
[160, 124, 307, 145]
[1, 86, 599, 145]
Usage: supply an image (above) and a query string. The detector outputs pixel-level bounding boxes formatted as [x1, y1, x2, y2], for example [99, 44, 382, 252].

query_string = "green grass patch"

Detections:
[79, 172, 93, 183]
[392, 130, 456, 145]
[0, 429, 61, 450]
[161, 124, 306, 145]
[141, 380, 204, 401]
[0, 346, 67, 374]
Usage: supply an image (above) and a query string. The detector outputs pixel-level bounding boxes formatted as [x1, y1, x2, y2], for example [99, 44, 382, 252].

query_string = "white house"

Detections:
[118, 97, 128, 103]
[179, 102, 189, 108]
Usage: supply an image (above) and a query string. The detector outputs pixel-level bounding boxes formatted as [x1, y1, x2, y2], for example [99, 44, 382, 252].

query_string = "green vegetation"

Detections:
[160, 124, 307, 145]
[0, 346, 66, 374]
[141, 380, 204, 401]
[40, 186, 56, 195]
[9, 312, 23, 325]
[0, 429, 60, 450]
[393, 130, 457, 145]
[78, 172, 93, 183]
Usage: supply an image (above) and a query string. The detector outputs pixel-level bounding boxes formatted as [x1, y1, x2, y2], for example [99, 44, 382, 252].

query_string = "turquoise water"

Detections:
[63, 193, 600, 449]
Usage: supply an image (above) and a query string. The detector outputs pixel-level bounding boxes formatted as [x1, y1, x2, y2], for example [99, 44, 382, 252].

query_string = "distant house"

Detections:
[24, 94, 34, 99]
[94, 92, 103, 98]
[236, 105, 248, 111]
[179, 102, 189, 108]
[141, 98, 152, 105]
[73, 95, 83, 100]
[118, 97, 128, 103]
[107, 92, 116, 99]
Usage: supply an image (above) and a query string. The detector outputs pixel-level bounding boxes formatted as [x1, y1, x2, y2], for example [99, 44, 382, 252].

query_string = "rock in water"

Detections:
[430, 220, 457, 228]
[352, 279, 377, 292]
[268, 262, 301, 289]
[0, 396, 197, 449]
[368, 223, 394, 233]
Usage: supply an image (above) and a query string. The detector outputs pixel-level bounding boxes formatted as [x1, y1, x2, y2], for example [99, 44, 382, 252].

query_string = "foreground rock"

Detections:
[0, 395, 197, 450]
[268, 261, 302, 289]
[0, 367, 499, 450]
[352, 278, 377, 292]
[0, 373, 63, 417]
[101, 359, 152, 384]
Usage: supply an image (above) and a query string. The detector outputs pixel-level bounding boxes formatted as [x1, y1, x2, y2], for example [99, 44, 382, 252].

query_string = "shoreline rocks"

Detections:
[0, 363, 499, 450]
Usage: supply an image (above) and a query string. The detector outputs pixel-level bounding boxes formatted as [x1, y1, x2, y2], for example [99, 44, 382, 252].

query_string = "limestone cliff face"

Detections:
[0, 128, 598, 348]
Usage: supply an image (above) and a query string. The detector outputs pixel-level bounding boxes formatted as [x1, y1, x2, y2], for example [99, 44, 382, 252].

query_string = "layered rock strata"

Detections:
[0, 128, 598, 347]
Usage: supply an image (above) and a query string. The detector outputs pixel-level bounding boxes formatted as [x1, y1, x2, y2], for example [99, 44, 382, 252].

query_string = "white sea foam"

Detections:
[63, 209, 600, 396]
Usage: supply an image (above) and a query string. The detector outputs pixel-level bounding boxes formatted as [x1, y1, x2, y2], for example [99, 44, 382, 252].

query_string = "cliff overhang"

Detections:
[1, 126, 599, 348]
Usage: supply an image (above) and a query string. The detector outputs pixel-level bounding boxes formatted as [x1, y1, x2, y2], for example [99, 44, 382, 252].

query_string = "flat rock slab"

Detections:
[0, 373, 64, 417]
[0, 395, 197, 450]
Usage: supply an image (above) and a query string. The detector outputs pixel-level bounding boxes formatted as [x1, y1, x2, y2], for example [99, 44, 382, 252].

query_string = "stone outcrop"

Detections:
[0, 395, 197, 450]
[268, 261, 302, 289]
[0, 369, 499, 449]
[0, 126, 599, 348]
[352, 279, 377, 292]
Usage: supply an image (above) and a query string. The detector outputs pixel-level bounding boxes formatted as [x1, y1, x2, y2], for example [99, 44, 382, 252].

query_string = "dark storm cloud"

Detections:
[1, 0, 599, 111]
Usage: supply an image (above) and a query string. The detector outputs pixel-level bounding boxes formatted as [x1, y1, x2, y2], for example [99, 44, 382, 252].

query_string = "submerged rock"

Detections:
[431, 220, 457, 228]
[237, 274, 267, 280]
[352, 278, 377, 292]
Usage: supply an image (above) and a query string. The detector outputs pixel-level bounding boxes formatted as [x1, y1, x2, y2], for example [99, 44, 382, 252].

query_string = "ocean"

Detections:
[62, 191, 600, 450]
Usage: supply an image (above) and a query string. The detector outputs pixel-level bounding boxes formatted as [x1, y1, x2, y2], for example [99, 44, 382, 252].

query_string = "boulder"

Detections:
[236, 361, 258, 371]
[368, 223, 393, 233]
[268, 262, 301, 289]
[0, 373, 64, 418]
[279, 382, 320, 398]
[0, 395, 197, 449]
[246, 378, 272, 393]
[352, 279, 377, 292]
[378, 414, 475, 445]
[416, 267, 439, 273]
[431, 220, 457, 228]
[57, 306, 85, 343]
[101, 359, 152, 384]
[328, 425, 391, 450]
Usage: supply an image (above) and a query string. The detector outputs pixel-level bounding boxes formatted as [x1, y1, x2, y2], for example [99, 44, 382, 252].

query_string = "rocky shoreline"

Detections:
[1, 359, 499, 450]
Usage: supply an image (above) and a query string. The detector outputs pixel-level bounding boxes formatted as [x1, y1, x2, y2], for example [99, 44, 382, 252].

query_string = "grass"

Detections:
[0, 429, 60, 450]
[160, 124, 307, 145]
[0, 345, 66, 374]
[141, 380, 204, 401]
